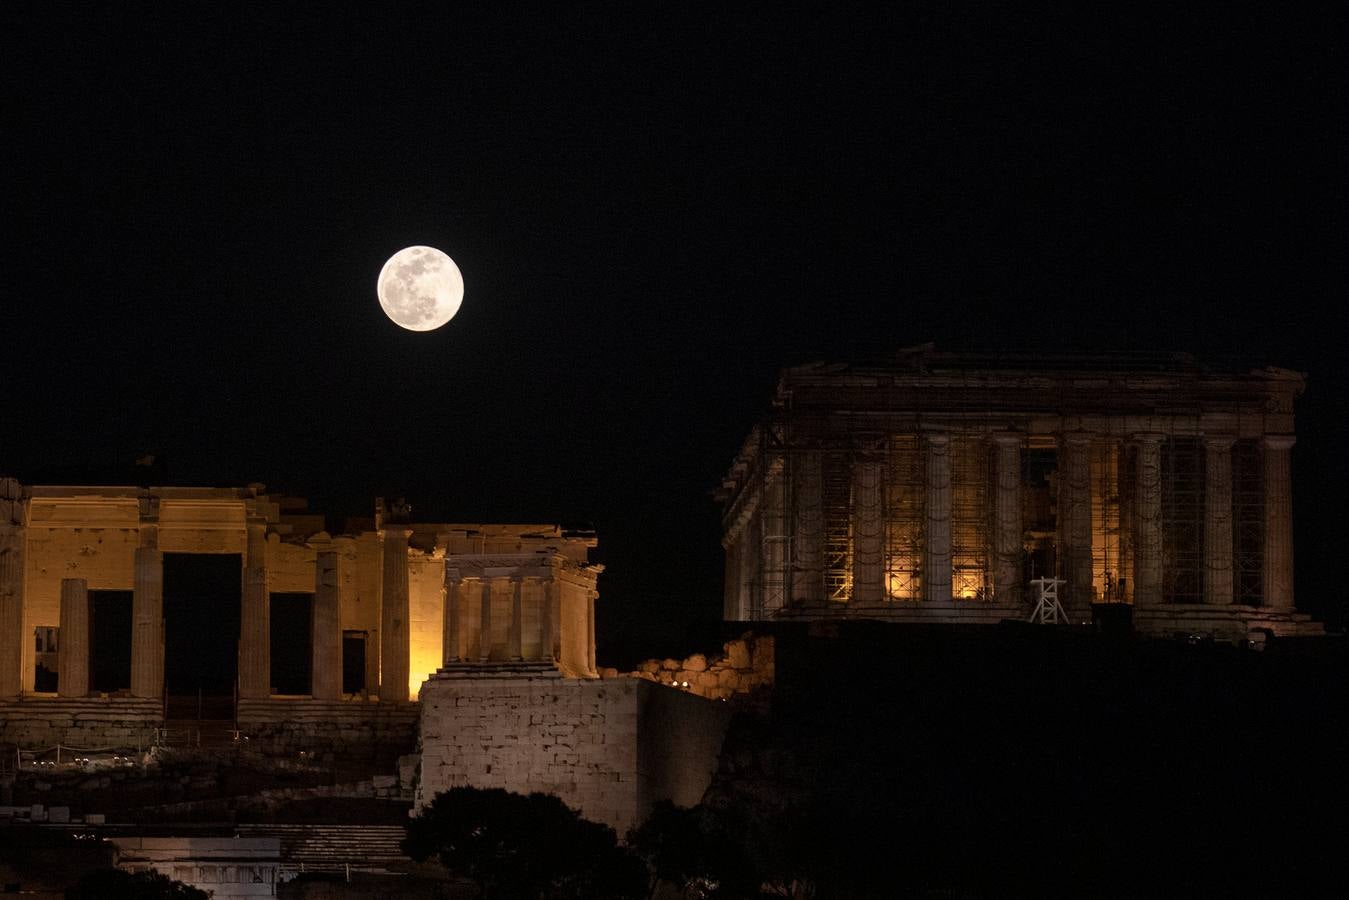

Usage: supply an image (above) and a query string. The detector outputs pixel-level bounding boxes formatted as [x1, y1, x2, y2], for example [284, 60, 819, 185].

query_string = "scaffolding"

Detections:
[1161, 438, 1205, 604]
[1233, 439, 1264, 605]
[950, 439, 991, 600]
[884, 436, 924, 601]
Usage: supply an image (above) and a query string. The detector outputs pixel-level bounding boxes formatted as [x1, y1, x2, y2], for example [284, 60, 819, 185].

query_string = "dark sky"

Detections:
[2, 3, 1344, 657]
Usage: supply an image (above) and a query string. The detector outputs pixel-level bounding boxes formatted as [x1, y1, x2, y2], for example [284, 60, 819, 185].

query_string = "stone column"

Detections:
[508, 576, 524, 661]
[1262, 435, 1296, 609]
[1133, 435, 1164, 607]
[311, 549, 342, 700]
[851, 456, 885, 606]
[378, 528, 412, 702]
[792, 450, 825, 605]
[238, 520, 271, 700]
[57, 578, 90, 699]
[1203, 437, 1236, 606]
[992, 434, 1023, 606]
[1061, 434, 1094, 609]
[586, 588, 598, 676]
[131, 526, 164, 700]
[923, 434, 952, 604]
[762, 474, 788, 614]
[546, 578, 561, 661]
[736, 516, 758, 618]
[530, 578, 549, 662]
[478, 578, 493, 662]
[0, 483, 25, 699]
[442, 567, 461, 665]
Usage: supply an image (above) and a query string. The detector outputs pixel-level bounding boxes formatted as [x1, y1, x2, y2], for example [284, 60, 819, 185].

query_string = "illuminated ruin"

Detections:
[0, 481, 600, 744]
[717, 347, 1321, 640]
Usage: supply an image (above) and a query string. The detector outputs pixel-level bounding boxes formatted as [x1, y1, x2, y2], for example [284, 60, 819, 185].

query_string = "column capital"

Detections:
[922, 432, 950, 447]
[379, 527, 414, 542]
[990, 432, 1025, 448]
[1131, 432, 1166, 445]
[1262, 434, 1296, 451]
[1062, 431, 1094, 447]
[1203, 435, 1237, 450]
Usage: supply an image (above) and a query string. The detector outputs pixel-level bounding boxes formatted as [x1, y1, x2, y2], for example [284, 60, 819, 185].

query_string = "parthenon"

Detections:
[717, 347, 1321, 640]
[0, 479, 601, 722]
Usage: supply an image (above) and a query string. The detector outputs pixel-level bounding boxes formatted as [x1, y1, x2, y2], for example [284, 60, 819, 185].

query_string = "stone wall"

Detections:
[417, 674, 732, 834]
[0, 697, 161, 750]
[236, 700, 419, 772]
[604, 632, 774, 702]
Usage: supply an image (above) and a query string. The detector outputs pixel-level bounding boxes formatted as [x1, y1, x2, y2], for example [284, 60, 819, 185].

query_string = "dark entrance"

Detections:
[90, 590, 132, 694]
[343, 631, 367, 696]
[163, 553, 241, 720]
[270, 592, 312, 696]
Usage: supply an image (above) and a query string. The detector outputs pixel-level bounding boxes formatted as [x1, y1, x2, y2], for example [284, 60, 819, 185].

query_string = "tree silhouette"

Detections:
[403, 787, 647, 900]
[65, 868, 209, 900]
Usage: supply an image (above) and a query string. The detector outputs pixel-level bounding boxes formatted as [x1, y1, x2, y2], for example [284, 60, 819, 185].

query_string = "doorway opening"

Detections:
[163, 553, 241, 720]
[270, 592, 313, 696]
[90, 590, 132, 694]
[342, 631, 367, 696]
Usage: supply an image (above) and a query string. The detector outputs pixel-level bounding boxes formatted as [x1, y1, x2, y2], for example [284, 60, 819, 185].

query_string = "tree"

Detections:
[403, 787, 647, 900]
[66, 868, 210, 900]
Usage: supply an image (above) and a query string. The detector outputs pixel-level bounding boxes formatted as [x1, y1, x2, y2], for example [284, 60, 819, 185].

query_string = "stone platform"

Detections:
[417, 671, 732, 834]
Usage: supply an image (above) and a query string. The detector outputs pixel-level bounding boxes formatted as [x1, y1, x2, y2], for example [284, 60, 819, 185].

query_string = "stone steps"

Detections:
[237, 823, 411, 871]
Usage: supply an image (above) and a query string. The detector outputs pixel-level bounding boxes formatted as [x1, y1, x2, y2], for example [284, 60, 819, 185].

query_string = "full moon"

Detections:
[376, 245, 464, 331]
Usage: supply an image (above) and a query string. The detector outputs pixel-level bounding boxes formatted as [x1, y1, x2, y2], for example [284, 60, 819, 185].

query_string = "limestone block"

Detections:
[682, 653, 708, 672]
[696, 671, 720, 690]
[717, 669, 741, 690]
[724, 640, 751, 670]
[639, 660, 661, 675]
[660, 658, 680, 671]
[598, 667, 619, 679]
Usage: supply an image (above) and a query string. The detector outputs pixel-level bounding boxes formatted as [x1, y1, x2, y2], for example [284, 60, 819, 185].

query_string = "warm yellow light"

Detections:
[377, 245, 464, 331]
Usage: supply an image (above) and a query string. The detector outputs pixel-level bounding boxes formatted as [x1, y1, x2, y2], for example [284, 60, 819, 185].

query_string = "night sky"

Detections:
[2, 4, 1343, 659]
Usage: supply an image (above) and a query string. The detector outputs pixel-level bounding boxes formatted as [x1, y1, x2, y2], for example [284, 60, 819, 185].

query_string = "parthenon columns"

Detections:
[1203, 437, 1236, 606]
[238, 520, 270, 700]
[131, 522, 164, 700]
[1061, 433, 1094, 608]
[923, 434, 952, 604]
[762, 475, 787, 615]
[792, 450, 825, 605]
[1133, 435, 1164, 607]
[378, 528, 412, 702]
[992, 434, 1023, 605]
[535, 578, 553, 663]
[0, 482, 24, 699]
[57, 578, 90, 698]
[311, 549, 342, 700]
[1263, 435, 1296, 609]
[546, 578, 561, 661]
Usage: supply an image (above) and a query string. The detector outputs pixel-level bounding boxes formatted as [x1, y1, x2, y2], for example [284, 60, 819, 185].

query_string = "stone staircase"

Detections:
[236, 823, 412, 875]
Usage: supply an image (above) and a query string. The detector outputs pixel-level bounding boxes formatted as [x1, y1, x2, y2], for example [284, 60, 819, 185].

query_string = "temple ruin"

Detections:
[717, 347, 1321, 641]
[0, 480, 601, 747]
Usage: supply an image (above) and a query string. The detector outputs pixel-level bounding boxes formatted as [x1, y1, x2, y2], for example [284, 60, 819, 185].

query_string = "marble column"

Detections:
[311, 549, 342, 700]
[0, 518, 25, 699]
[1203, 437, 1236, 605]
[1061, 434, 1094, 608]
[442, 568, 461, 665]
[531, 578, 550, 662]
[851, 456, 885, 606]
[762, 474, 788, 615]
[924, 435, 952, 604]
[508, 576, 524, 661]
[1262, 435, 1296, 609]
[792, 450, 825, 605]
[238, 520, 270, 700]
[736, 514, 759, 618]
[546, 578, 561, 661]
[586, 588, 598, 676]
[57, 578, 90, 699]
[131, 526, 164, 700]
[478, 578, 493, 662]
[1133, 435, 1164, 607]
[992, 434, 1023, 605]
[378, 528, 411, 702]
